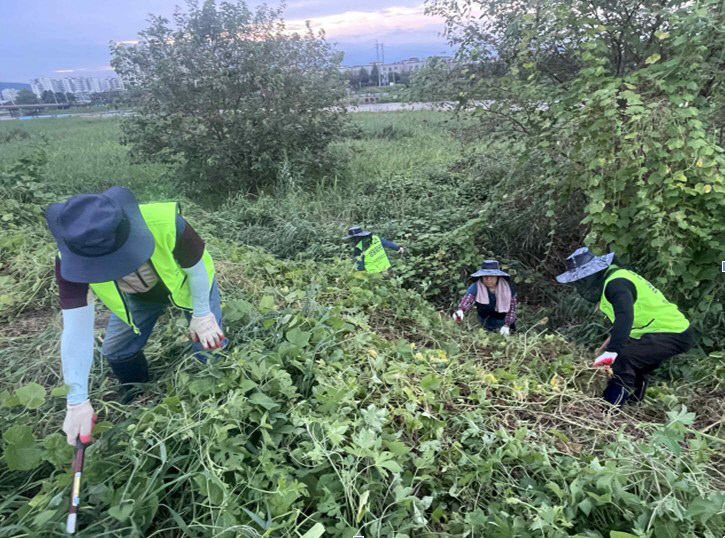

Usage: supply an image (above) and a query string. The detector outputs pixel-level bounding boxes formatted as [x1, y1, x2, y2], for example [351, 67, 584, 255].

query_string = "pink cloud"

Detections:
[286, 4, 444, 41]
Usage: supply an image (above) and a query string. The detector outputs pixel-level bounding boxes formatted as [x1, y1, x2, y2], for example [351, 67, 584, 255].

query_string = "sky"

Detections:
[0, 0, 451, 83]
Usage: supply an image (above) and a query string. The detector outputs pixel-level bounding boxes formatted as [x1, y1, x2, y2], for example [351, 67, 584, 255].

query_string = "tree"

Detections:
[66, 93, 76, 104]
[14, 90, 38, 105]
[55, 92, 67, 103]
[370, 64, 380, 86]
[407, 58, 463, 100]
[111, 0, 348, 195]
[41, 90, 56, 104]
[358, 67, 370, 87]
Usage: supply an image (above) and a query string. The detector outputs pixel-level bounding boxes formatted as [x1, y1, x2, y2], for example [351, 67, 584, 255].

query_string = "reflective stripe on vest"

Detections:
[599, 267, 689, 339]
[89, 202, 215, 333]
[356, 235, 391, 273]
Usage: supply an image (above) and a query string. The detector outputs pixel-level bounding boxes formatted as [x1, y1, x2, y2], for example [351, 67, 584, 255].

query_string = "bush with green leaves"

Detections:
[426, 0, 725, 346]
[0, 150, 55, 229]
[111, 0, 348, 196]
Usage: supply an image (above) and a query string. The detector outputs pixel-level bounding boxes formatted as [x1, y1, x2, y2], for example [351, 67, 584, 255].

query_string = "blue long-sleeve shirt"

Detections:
[353, 236, 400, 271]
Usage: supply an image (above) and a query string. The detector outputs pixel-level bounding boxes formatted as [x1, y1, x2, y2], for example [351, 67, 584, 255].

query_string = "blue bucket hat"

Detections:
[343, 225, 372, 241]
[555, 247, 614, 284]
[45, 186, 155, 283]
[471, 259, 509, 278]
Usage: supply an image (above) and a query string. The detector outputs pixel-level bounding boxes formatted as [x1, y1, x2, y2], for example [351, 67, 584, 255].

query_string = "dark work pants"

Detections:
[605, 327, 693, 404]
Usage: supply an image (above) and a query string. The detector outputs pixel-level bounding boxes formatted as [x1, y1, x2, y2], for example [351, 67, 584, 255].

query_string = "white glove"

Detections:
[592, 351, 618, 368]
[189, 312, 225, 349]
[398, 247, 405, 255]
[452, 309, 464, 321]
[63, 400, 96, 446]
[499, 326, 510, 336]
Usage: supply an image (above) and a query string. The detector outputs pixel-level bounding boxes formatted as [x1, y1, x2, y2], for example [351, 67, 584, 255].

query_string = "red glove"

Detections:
[592, 351, 618, 368]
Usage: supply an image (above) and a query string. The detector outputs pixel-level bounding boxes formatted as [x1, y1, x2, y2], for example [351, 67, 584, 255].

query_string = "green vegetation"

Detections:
[111, 0, 348, 196]
[425, 0, 725, 346]
[0, 112, 723, 536]
[0, 118, 172, 198]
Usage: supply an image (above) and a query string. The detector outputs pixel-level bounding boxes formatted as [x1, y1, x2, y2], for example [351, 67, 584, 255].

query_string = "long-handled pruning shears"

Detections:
[66, 437, 89, 534]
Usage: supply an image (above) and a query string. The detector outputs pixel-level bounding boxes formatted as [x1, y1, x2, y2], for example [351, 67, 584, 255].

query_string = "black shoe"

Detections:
[107, 352, 149, 403]
[602, 380, 629, 406]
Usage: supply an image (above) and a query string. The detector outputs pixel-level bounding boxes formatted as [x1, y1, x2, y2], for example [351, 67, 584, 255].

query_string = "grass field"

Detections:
[1, 114, 723, 537]
[0, 117, 171, 198]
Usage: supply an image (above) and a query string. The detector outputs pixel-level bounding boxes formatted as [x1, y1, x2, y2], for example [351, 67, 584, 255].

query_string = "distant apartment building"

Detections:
[30, 75, 125, 99]
[340, 57, 446, 84]
[1, 88, 20, 103]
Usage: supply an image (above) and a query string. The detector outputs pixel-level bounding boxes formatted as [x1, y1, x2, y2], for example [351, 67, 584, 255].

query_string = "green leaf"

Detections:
[666, 405, 695, 426]
[242, 507, 272, 530]
[300, 523, 325, 538]
[32, 510, 57, 527]
[286, 327, 311, 347]
[42, 433, 73, 469]
[361, 404, 386, 431]
[249, 391, 279, 410]
[645, 53, 661, 64]
[108, 502, 134, 522]
[50, 385, 69, 397]
[0, 389, 20, 408]
[15, 382, 46, 409]
[3, 424, 43, 471]
[356, 490, 370, 523]
[352, 428, 378, 451]
[378, 459, 403, 474]
[686, 493, 725, 524]
[421, 373, 441, 391]
[610, 532, 638, 538]
[258, 295, 275, 313]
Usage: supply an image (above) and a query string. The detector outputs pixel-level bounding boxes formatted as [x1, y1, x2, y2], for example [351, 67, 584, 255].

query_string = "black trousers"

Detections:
[610, 327, 694, 398]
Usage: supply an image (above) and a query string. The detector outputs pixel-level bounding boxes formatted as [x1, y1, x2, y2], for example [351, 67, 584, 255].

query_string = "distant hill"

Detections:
[0, 82, 31, 91]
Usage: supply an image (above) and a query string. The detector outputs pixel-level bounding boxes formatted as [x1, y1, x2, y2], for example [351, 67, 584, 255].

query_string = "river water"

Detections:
[0, 102, 469, 121]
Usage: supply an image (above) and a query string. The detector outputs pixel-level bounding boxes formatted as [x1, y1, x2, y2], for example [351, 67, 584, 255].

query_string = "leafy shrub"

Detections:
[0, 150, 55, 228]
[111, 0, 348, 197]
[427, 0, 725, 347]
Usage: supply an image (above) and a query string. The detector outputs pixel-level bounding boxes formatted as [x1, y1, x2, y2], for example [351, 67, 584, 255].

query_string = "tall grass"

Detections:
[0, 118, 171, 199]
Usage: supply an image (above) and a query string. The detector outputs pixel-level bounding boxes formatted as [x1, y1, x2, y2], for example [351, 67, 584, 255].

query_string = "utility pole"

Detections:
[375, 40, 380, 87]
[381, 42, 385, 85]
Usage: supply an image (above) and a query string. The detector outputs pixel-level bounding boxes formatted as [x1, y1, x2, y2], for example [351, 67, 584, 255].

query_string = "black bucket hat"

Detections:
[555, 247, 614, 283]
[470, 259, 509, 278]
[45, 186, 155, 283]
[343, 225, 372, 241]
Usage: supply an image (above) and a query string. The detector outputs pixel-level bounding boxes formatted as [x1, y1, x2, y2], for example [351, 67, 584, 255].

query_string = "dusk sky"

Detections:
[0, 0, 451, 83]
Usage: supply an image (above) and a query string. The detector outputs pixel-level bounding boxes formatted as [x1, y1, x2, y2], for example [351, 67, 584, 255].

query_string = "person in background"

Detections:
[343, 225, 404, 273]
[46, 186, 227, 446]
[452, 259, 517, 335]
[556, 247, 692, 405]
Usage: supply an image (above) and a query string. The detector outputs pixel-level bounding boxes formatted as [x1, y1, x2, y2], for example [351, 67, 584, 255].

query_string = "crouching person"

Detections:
[46, 186, 227, 445]
[556, 247, 693, 405]
[452, 260, 517, 335]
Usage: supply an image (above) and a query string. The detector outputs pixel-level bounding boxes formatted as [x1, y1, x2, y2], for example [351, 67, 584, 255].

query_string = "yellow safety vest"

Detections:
[89, 202, 214, 334]
[599, 267, 689, 339]
[356, 235, 391, 273]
